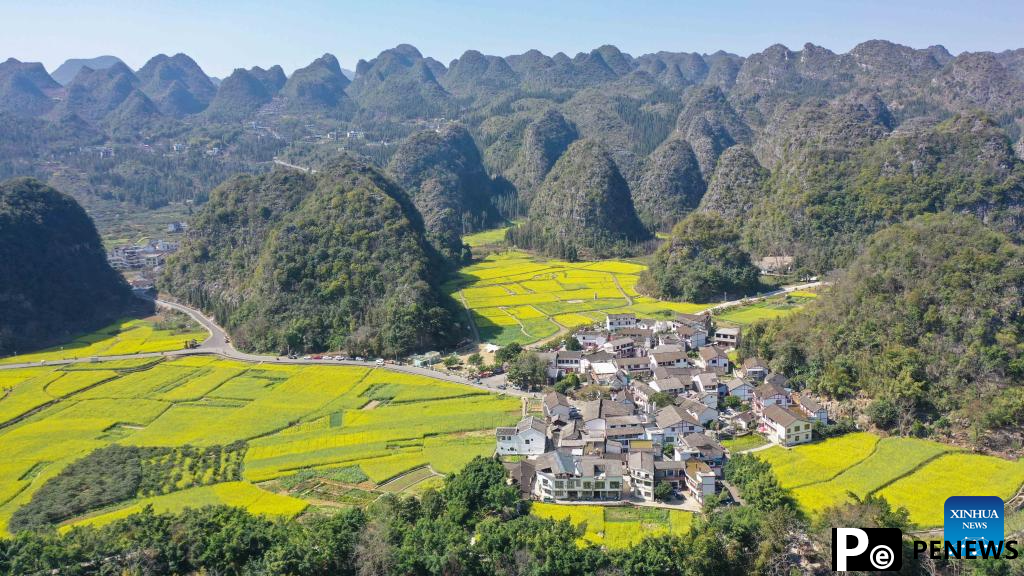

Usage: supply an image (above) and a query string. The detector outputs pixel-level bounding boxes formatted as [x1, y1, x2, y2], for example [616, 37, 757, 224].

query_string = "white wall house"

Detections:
[496, 416, 548, 456]
[606, 313, 637, 331]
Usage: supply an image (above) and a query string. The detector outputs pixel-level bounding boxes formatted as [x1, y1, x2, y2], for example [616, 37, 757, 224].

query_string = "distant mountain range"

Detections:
[50, 55, 124, 85]
[0, 40, 1021, 271]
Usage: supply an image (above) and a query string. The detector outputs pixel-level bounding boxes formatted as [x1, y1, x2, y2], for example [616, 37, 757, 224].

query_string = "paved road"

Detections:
[698, 281, 826, 314]
[272, 158, 316, 174]
[0, 296, 537, 398]
[0, 281, 823, 397]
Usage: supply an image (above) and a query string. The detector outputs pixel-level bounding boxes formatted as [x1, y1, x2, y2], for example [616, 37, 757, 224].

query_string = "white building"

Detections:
[496, 416, 548, 456]
[606, 313, 637, 331]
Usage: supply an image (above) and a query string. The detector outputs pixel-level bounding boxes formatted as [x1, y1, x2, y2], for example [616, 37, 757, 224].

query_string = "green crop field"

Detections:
[714, 293, 816, 326]
[757, 432, 879, 489]
[759, 433, 1024, 528]
[721, 434, 769, 452]
[531, 503, 692, 548]
[0, 356, 519, 536]
[877, 454, 1024, 527]
[463, 226, 512, 247]
[448, 250, 706, 346]
[0, 316, 207, 365]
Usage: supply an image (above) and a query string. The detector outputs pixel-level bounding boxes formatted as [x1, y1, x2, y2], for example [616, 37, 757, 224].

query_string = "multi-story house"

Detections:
[496, 416, 548, 456]
[534, 450, 624, 502]
[761, 405, 812, 446]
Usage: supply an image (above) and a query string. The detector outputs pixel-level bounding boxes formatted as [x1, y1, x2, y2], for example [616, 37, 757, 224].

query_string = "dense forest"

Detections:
[639, 212, 762, 303]
[0, 178, 138, 355]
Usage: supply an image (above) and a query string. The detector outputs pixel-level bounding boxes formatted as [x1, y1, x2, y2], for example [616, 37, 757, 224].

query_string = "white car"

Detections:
[375, 358, 385, 367]
[302, 355, 311, 360]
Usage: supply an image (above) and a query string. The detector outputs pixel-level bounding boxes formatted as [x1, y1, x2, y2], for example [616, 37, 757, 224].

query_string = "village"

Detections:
[496, 311, 829, 510]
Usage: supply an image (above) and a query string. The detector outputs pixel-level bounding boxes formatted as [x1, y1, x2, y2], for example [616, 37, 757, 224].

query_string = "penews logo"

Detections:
[832, 527, 903, 571]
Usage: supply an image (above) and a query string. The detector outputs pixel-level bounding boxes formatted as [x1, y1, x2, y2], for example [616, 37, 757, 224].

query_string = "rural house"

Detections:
[496, 416, 548, 456]
[761, 405, 812, 446]
[696, 346, 730, 373]
[606, 313, 637, 331]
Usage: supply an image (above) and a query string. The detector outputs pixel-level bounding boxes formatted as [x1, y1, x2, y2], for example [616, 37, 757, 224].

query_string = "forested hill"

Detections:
[0, 178, 136, 355]
[741, 212, 1024, 448]
[160, 157, 457, 357]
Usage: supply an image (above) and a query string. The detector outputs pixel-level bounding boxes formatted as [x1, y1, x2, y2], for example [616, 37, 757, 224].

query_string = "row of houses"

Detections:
[107, 239, 179, 271]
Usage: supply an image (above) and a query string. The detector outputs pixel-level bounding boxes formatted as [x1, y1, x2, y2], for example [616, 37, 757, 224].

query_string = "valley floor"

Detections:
[0, 355, 520, 536]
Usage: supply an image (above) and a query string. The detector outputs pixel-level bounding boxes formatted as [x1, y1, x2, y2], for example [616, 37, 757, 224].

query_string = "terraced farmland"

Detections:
[531, 503, 693, 548]
[0, 356, 519, 535]
[448, 250, 706, 346]
[0, 316, 207, 365]
[758, 433, 1024, 528]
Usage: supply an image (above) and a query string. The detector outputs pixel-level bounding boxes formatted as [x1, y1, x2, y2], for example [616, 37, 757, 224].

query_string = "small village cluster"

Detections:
[497, 311, 829, 507]
[107, 238, 180, 272]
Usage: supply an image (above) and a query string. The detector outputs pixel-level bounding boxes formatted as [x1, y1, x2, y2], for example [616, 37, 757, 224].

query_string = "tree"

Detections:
[650, 391, 674, 408]
[563, 336, 582, 351]
[722, 395, 743, 410]
[467, 353, 484, 367]
[442, 354, 461, 369]
[506, 352, 548, 391]
[554, 372, 580, 394]
[494, 342, 523, 365]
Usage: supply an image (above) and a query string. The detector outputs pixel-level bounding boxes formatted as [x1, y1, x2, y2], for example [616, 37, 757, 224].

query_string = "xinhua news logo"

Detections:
[832, 527, 902, 571]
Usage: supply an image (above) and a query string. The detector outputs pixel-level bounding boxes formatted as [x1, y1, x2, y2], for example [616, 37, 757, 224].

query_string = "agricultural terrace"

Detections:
[758, 433, 1024, 528]
[714, 291, 818, 326]
[531, 503, 693, 549]
[0, 356, 520, 535]
[446, 250, 706, 346]
[0, 315, 207, 365]
[463, 225, 512, 247]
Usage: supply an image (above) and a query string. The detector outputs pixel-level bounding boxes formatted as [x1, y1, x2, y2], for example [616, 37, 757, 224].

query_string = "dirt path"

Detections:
[458, 291, 481, 344]
[610, 274, 634, 306]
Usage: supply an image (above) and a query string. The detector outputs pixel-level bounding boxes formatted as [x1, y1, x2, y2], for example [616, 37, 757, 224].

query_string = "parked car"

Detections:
[375, 358, 385, 367]
[302, 355, 311, 360]
[288, 354, 297, 359]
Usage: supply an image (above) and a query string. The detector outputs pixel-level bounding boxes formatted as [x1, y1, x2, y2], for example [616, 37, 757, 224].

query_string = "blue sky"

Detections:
[2, 0, 1022, 77]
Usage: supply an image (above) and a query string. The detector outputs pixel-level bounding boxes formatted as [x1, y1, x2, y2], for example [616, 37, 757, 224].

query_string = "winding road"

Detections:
[0, 279, 823, 399]
[0, 296, 538, 398]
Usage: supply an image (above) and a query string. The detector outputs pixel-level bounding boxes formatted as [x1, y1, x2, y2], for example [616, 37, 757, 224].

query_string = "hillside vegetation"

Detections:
[742, 213, 1024, 445]
[509, 139, 650, 259]
[161, 159, 456, 356]
[640, 212, 761, 302]
[0, 178, 136, 355]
